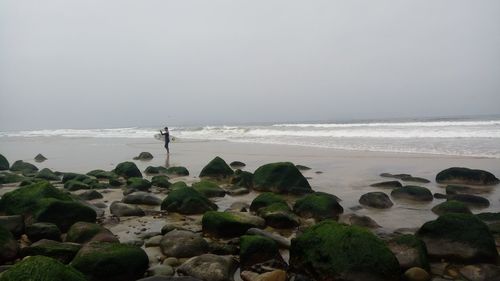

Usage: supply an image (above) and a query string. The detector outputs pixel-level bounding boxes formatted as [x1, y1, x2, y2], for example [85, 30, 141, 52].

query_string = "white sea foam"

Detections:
[1, 119, 500, 157]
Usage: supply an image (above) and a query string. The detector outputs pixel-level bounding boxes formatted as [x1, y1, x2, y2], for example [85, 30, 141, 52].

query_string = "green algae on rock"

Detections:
[240, 235, 280, 269]
[161, 187, 217, 214]
[0, 154, 9, 170]
[436, 167, 499, 185]
[199, 156, 234, 179]
[0, 225, 19, 264]
[151, 175, 171, 188]
[250, 192, 287, 212]
[0, 256, 87, 281]
[290, 220, 400, 281]
[253, 162, 312, 194]
[293, 192, 343, 220]
[431, 200, 472, 216]
[114, 161, 142, 178]
[192, 180, 226, 198]
[165, 166, 190, 177]
[202, 211, 265, 238]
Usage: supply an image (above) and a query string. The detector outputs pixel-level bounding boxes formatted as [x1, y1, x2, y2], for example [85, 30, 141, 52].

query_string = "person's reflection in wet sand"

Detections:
[165, 154, 170, 168]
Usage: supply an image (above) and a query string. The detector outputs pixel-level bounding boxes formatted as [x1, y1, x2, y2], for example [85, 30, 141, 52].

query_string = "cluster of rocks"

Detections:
[1, 152, 500, 281]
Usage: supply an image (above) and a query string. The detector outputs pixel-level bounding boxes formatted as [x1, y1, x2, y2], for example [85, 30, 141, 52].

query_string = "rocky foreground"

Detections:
[1, 152, 500, 281]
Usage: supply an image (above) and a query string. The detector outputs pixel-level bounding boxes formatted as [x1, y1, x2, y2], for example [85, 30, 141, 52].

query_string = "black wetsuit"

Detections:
[161, 131, 170, 153]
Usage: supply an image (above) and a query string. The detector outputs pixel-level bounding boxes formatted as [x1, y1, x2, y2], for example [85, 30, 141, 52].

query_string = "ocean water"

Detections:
[1, 118, 500, 158]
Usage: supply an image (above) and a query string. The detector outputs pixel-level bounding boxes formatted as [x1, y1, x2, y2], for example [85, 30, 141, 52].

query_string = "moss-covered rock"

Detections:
[0, 182, 96, 232]
[86, 170, 117, 180]
[159, 230, 209, 258]
[0, 172, 25, 184]
[160, 187, 217, 215]
[35, 168, 60, 181]
[359, 192, 393, 209]
[202, 211, 265, 238]
[126, 177, 151, 191]
[0, 154, 9, 170]
[114, 161, 142, 178]
[165, 166, 189, 177]
[257, 202, 299, 229]
[387, 234, 429, 271]
[240, 235, 280, 269]
[20, 239, 82, 264]
[293, 192, 343, 220]
[0, 225, 18, 264]
[9, 160, 38, 173]
[78, 190, 104, 200]
[0, 255, 87, 281]
[169, 181, 188, 190]
[476, 212, 500, 222]
[151, 175, 171, 188]
[66, 222, 118, 244]
[253, 162, 312, 194]
[436, 167, 499, 185]
[64, 180, 90, 191]
[199, 156, 234, 179]
[431, 200, 472, 216]
[144, 166, 167, 174]
[250, 192, 286, 212]
[26, 222, 61, 242]
[122, 192, 162, 206]
[447, 194, 490, 208]
[231, 169, 253, 189]
[62, 172, 95, 184]
[445, 184, 483, 195]
[133, 152, 153, 160]
[70, 242, 149, 281]
[192, 180, 226, 198]
[390, 186, 433, 202]
[290, 220, 400, 281]
[416, 213, 498, 263]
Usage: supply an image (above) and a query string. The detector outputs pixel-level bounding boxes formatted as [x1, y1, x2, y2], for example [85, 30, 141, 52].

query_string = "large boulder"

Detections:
[416, 213, 498, 263]
[0, 215, 24, 238]
[165, 166, 190, 177]
[160, 230, 209, 258]
[0, 181, 96, 232]
[202, 211, 265, 238]
[0, 154, 9, 170]
[387, 234, 429, 271]
[35, 168, 60, 181]
[199, 156, 234, 179]
[447, 194, 490, 208]
[70, 241, 149, 281]
[26, 222, 61, 242]
[123, 192, 162, 205]
[114, 161, 142, 178]
[293, 192, 343, 220]
[231, 169, 253, 189]
[390, 186, 433, 202]
[160, 187, 217, 215]
[431, 200, 472, 216]
[436, 167, 499, 185]
[192, 180, 226, 198]
[257, 203, 299, 229]
[126, 177, 151, 191]
[20, 239, 82, 264]
[249, 192, 286, 212]
[445, 184, 485, 195]
[253, 162, 312, 194]
[177, 254, 238, 281]
[0, 256, 86, 281]
[240, 235, 281, 269]
[151, 175, 171, 188]
[290, 220, 400, 281]
[359, 192, 393, 209]
[0, 225, 18, 264]
[66, 222, 118, 244]
[9, 160, 38, 173]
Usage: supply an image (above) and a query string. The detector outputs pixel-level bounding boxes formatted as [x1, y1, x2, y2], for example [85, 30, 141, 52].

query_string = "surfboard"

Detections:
[154, 134, 176, 142]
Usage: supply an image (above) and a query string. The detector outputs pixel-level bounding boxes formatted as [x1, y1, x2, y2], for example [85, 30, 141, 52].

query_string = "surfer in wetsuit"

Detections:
[160, 127, 170, 154]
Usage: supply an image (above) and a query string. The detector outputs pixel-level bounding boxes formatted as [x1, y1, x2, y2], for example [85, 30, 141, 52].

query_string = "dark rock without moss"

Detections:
[253, 162, 312, 194]
[202, 211, 265, 238]
[199, 156, 234, 179]
[70, 241, 149, 281]
[160, 230, 208, 258]
[0, 154, 9, 170]
[0, 255, 86, 281]
[359, 192, 393, 209]
[20, 239, 82, 264]
[165, 166, 189, 177]
[230, 161, 246, 168]
[123, 191, 162, 205]
[177, 254, 238, 281]
[296, 165, 311, 171]
[0, 225, 18, 264]
[293, 192, 343, 220]
[416, 213, 498, 263]
[476, 212, 500, 222]
[110, 202, 145, 217]
[339, 213, 381, 229]
[231, 169, 253, 189]
[0, 215, 24, 238]
[370, 181, 403, 189]
[34, 153, 48, 162]
[431, 200, 472, 216]
[192, 180, 226, 198]
[66, 222, 118, 244]
[114, 161, 142, 178]
[160, 187, 217, 215]
[290, 220, 400, 281]
[391, 186, 433, 202]
[250, 192, 286, 212]
[133, 152, 153, 160]
[9, 160, 38, 173]
[240, 235, 281, 269]
[436, 167, 499, 185]
[78, 190, 104, 200]
[447, 194, 490, 208]
[26, 222, 61, 242]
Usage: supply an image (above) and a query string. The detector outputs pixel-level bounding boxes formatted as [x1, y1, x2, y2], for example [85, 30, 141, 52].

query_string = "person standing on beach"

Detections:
[160, 127, 170, 154]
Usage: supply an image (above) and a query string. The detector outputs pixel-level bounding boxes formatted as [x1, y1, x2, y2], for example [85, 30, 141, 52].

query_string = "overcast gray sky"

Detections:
[1, 0, 499, 130]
